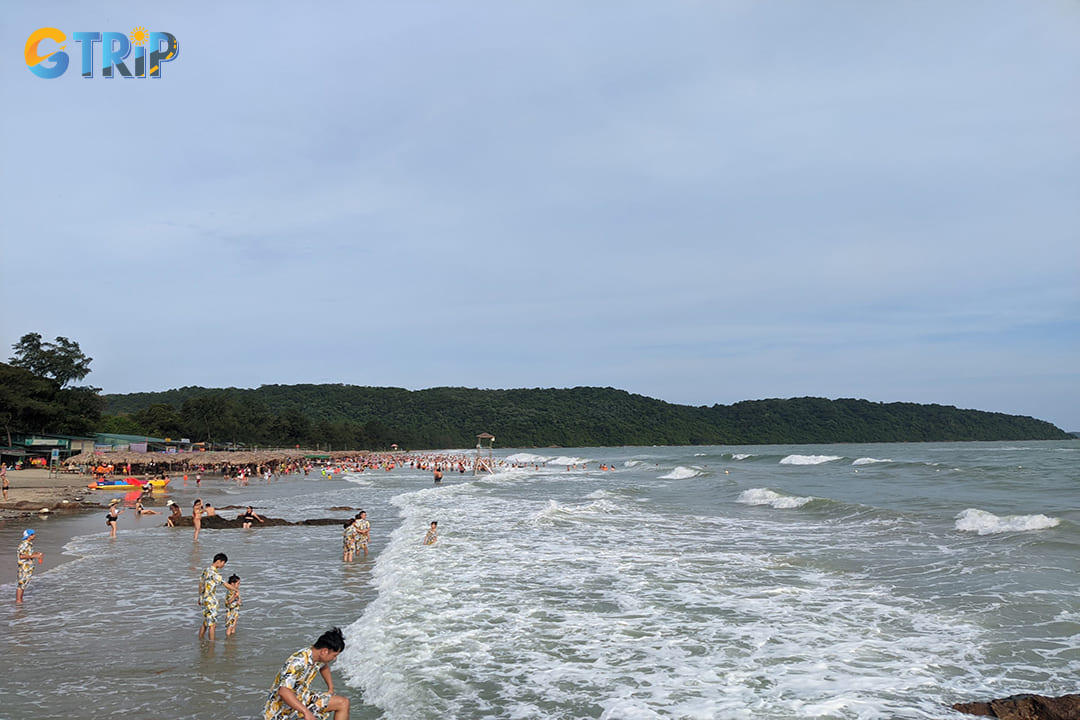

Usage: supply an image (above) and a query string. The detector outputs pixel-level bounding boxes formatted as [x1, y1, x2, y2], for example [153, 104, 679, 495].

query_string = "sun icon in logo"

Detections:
[129, 26, 149, 46]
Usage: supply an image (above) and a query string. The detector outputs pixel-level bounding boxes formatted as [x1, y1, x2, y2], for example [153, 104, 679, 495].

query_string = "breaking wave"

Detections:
[737, 488, 813, 509]
[779, 454, 843, 465]
[954, 508, 1060, 535]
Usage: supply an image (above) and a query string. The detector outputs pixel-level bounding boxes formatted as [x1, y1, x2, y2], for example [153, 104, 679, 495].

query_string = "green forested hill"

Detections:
[100, 385, 1071, 449]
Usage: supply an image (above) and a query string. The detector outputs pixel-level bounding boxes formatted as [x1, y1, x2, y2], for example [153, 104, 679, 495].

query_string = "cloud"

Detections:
[2, 1, 1077, 430]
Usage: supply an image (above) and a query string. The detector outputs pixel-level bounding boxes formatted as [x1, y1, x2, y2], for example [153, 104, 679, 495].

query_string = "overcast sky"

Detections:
[3, 1, 1078, 431]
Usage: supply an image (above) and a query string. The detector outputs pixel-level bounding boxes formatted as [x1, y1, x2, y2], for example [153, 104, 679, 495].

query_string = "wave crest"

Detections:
[658, 466, 702, 480]
[505, 452, 550, 464]
[954, 508, 1060, 535]
[779, 455, 843, 465]
[737, 488, 813, 509]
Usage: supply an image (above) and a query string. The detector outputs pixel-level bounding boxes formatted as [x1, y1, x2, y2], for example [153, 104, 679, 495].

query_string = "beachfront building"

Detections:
[2, 432, 97, 468]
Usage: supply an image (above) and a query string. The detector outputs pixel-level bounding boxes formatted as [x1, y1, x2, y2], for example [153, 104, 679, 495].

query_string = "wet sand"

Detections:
[0, 467, 105, 518]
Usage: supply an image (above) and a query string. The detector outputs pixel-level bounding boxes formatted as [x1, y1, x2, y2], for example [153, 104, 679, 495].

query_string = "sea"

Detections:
[1, 440, 1077, 720]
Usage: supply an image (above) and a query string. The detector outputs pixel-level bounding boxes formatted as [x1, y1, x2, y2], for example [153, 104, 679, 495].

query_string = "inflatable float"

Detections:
[87, 477, 171, 491]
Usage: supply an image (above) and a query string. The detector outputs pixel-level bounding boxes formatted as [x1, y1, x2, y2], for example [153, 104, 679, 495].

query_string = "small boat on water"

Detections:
[87, 477, 171, 491]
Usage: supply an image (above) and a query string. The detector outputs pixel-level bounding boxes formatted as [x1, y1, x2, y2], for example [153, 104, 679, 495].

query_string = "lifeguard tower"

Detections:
[474, 432, 495, 475]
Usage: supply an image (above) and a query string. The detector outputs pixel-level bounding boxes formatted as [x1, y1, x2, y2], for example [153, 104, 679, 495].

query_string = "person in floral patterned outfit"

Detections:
[224, 573, 242, 636]
[341, 518, 358, 562]
[354, 511, 370, 558]
[198, 552, 228, 640]
[16, 529, 43, 604]
[264, 627, 351, 720]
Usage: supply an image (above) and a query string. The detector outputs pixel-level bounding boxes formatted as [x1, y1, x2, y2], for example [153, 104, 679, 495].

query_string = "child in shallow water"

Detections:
[224, 574, 241, 636]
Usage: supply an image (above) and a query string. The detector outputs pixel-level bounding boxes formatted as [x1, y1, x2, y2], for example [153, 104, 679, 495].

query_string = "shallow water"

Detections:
[2, 441, 1078, 719]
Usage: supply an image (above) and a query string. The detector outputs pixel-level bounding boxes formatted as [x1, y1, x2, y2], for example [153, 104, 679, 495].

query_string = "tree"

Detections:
[133, 403, 185, 438]
[0, 363, 60, 446]
[10, 333, 93, 388]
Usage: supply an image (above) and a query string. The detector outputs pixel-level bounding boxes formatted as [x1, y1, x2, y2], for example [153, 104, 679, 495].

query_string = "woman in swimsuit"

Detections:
[106, 500, 124, 538]
[135, 500, 160, 516]
[240, 506, 264, 529]
[193, 499, 205, 541]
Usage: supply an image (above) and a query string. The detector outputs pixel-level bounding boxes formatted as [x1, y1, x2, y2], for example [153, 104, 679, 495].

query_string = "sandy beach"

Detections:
[0, 466, 103, 519]
[0, 449, 375, 519]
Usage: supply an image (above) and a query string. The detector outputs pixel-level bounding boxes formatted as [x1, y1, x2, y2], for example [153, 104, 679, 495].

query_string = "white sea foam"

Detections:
[731, 453, 754, 460]
[338, 475, 1012, 720]
[852, 457, 893, 465]
[504, 452, 550, 464]
[780, 454, 843, 465]
[658, 465, 701, 480]
[954, 508, 1060, 535]
[342, 472, 375, 486]
[549, 455, 587, 466]
[737, 487, 813, 508]
[534, 497, 625, 521]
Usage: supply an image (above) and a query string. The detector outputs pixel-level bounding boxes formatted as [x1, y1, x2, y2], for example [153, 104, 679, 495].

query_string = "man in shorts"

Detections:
[198, 552, 228, 640]
[264, 627, 351, 719]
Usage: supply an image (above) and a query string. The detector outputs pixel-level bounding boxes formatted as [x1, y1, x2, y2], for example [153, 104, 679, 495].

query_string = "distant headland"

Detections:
[100, 384, 1072, 449]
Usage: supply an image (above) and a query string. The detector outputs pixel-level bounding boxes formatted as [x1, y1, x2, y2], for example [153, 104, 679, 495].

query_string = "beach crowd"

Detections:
[11, 450, 478, 719]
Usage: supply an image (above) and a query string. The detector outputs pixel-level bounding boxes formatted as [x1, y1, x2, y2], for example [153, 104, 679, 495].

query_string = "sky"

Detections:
[2, 1, 1078, 431]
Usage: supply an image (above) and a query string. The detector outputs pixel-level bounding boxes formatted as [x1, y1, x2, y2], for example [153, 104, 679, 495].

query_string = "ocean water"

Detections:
[1, 440, 1078, 719]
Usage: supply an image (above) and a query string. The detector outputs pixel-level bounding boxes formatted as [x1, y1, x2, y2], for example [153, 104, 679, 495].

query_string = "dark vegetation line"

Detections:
[2, 331, 1069, 450]
[95, 384, 1070, 449]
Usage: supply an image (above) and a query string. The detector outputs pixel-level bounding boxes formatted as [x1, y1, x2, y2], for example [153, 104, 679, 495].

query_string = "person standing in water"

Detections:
[105, 498, 124, 538]
[355, 511, 370, 558]
[16, 529, 43, 604]
[342, 518, 358, 562]
[193, 499, 205, 541]
[423, 521, 438, 545]
[198, 552, 229, 641]
[224, 574, 242, 636]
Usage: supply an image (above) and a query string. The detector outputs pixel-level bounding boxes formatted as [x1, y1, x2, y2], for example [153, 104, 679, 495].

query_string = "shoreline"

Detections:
[0, 467, 105, 519]
[1, 449, 379, 519]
